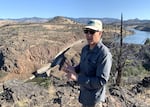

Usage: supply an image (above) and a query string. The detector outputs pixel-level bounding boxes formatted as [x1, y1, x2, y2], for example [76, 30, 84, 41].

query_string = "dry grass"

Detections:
[0, 20, 16, 27]
[14, 98, 30, 107]
[42, 24, 65, 30]
[135, 89, 150, 106]
[47, 84, 56, 99]
[0, 72, 33, 82]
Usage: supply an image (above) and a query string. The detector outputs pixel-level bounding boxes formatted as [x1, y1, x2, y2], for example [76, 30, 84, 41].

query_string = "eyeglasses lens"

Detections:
[84, 29, 96, 35]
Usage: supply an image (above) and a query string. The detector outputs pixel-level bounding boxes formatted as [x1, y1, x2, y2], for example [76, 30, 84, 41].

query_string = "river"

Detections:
[123, 29, 150, 44]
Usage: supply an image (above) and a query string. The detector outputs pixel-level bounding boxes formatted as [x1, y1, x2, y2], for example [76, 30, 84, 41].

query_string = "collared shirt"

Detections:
[75, 40, 112, 105]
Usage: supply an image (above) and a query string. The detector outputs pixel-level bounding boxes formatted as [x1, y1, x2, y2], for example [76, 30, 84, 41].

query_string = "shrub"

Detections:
[144, 38, 150, 45]
[27, 77, 52, 88]
[143, 49, 150, 71]
[123, 65, 148, 77]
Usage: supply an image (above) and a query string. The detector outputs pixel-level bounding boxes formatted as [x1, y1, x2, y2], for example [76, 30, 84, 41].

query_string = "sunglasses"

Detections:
[83, 29, 98, 35]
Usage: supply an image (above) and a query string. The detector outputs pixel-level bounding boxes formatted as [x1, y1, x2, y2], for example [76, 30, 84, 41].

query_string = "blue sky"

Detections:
[0, 0, 150, 20]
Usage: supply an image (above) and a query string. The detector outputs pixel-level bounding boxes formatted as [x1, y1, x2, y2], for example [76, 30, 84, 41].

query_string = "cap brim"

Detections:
[84, 26, 100, 31]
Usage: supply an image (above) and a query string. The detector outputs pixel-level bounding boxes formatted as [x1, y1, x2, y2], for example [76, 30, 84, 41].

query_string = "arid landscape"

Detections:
[0, 16, 150, 107]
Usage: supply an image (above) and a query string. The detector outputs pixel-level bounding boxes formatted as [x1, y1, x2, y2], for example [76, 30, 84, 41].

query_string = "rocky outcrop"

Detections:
[0, 75, 150, 107]
[0, 80, 54, 107]
[0, 76, 80, 107]
[109, 84, 149, 107]
[132, 76, 150, 94]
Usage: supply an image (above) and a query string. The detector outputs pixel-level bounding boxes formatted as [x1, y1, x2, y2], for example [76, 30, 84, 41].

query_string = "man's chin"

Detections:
[87, 40, 92, 43]
[87, 41, 97, 46]
[88, 42, 94, 45]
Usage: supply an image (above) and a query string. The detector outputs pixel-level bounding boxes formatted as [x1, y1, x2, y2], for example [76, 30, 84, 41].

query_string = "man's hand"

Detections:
[66, 70, 78, 81]
[62, 63, 78, 81]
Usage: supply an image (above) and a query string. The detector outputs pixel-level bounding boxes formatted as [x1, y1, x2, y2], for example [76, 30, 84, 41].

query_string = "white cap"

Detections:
[84, 20, 103, 31]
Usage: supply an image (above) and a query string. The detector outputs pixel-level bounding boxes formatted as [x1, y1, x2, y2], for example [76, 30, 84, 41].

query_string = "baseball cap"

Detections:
[84, 20, 103, 31]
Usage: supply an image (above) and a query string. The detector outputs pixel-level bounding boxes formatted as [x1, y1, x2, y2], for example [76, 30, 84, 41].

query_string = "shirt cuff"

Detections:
[77, 75, 90, 85]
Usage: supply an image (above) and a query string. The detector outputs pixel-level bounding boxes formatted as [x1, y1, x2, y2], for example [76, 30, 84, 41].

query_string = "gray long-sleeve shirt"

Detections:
[75, 40, 112, 105]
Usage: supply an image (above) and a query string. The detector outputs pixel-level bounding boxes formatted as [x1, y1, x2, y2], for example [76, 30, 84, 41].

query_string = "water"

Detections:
[123, 29, 150, 44]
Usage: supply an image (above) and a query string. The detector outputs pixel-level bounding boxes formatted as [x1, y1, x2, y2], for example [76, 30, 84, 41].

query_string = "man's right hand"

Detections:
[61, 64, 78, 81]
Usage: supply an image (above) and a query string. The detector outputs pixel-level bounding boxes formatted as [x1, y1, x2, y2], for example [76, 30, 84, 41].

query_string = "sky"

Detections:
[0, 0, 150, 20]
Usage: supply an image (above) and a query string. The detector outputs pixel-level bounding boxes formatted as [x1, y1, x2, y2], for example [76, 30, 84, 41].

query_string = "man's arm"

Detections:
[77, 53, 112, 89]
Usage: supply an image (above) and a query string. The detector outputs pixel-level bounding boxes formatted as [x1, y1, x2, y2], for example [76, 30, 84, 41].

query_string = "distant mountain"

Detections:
[0, 16, 150, 25]
[48, 16, 79, 24]
[0, 17, 121, 24]
[59, 17, 150, 25]
[7, 17, 50, 23]
[69, 17, 120, 24]
[124, 18, 150, 25]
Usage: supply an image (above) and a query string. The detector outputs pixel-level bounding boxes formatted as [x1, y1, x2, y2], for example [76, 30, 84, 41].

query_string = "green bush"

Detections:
[123, 65, 148, 77]
[27, 77, 52, 88]
[0, 71, 8, 78]
[144, 38, 150, 45]
[143, 48, 150, 71]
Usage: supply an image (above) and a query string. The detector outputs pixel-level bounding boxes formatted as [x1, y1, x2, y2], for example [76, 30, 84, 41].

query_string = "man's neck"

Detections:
[89, 39, 102, 50]
[89, 44, 96, 50]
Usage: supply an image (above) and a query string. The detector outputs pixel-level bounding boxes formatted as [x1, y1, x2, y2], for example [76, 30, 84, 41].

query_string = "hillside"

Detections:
[48, 16, 79, 25]
[0, 17, 84, 80]
[0, 20, 16, 27]
[0, 17, 150, 107]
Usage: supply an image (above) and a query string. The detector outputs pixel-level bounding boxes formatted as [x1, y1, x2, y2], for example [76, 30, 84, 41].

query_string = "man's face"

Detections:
[84, 29, 102, 45]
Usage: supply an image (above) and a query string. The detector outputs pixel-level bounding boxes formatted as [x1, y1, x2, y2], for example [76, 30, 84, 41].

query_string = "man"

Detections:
[63, 20, 112, 107]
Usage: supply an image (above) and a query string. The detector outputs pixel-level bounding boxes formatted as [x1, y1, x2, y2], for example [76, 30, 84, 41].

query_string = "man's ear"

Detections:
[99, 31, 102, 36]
[98, 31, 103, 39]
